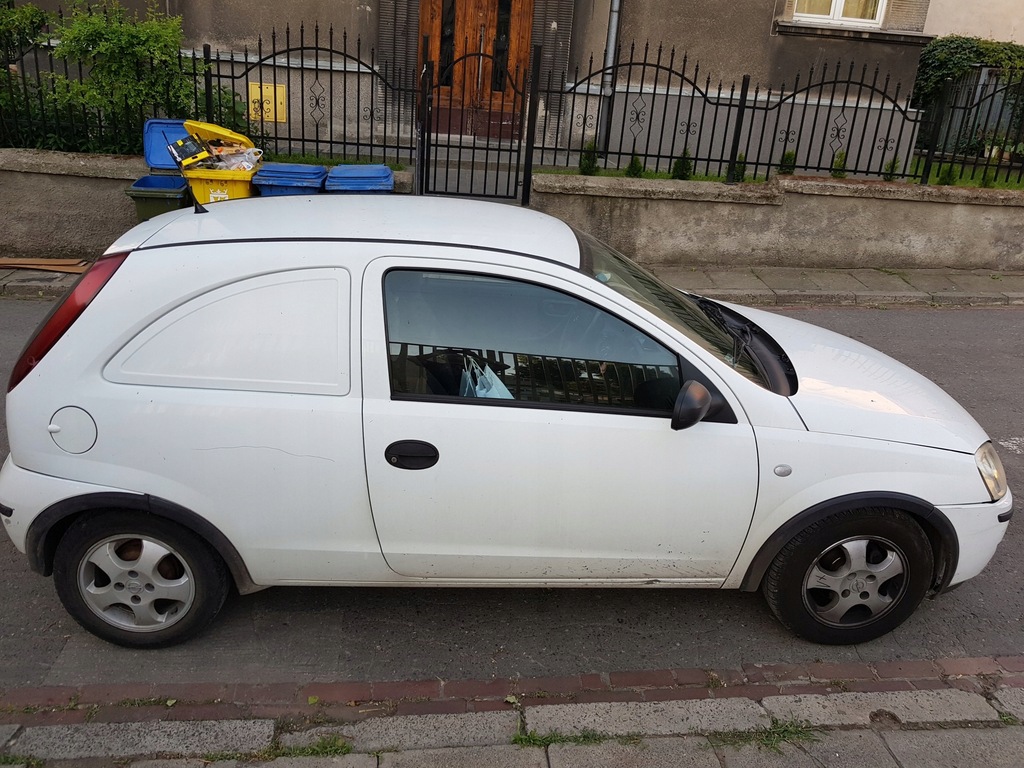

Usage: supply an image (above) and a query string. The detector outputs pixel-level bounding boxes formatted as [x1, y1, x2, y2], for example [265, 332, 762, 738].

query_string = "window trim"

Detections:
[792, 0, 887, 28]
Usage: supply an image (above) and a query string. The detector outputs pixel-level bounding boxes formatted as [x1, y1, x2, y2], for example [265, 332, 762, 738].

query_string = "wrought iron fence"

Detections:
[532, 42, 929, 183]
[3, 18, 1023, 192]
[924, 68, 1024, 186]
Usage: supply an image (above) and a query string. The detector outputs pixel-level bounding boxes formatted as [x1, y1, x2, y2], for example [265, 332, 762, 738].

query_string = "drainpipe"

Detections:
[598, 0, 621, 153]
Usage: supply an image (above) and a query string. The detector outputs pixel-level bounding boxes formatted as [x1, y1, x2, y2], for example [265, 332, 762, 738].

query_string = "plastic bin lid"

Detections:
[327, 164, 393, 179]
[255, 162, 328, 180]
[183, 120, 254, 149]
[143, 119, 189, 171]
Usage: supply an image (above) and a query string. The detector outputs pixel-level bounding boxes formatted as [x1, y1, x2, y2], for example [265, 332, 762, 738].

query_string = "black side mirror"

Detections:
[671, 380, 712, 431]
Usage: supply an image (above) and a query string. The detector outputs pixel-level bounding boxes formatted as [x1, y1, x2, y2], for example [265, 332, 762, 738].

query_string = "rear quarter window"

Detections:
[105, 269, 351, 395]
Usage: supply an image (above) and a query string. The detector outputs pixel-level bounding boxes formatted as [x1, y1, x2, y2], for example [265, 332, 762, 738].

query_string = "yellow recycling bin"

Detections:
[179, 121, 262, 204]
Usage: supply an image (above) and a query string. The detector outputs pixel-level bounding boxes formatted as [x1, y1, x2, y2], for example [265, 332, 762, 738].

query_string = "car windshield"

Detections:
[575, 229, 767, 387]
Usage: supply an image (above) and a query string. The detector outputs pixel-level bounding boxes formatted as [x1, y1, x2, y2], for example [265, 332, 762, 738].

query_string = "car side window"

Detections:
[384, 269, 681, 412]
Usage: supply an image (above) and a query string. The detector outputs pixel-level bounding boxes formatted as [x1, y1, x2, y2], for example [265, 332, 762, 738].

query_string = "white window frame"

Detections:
[793, 0, 887, 28]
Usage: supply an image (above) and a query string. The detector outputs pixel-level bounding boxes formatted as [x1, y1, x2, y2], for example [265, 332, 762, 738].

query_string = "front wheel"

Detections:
[53, 512, 230, 648]
[763, 508, 934, 645]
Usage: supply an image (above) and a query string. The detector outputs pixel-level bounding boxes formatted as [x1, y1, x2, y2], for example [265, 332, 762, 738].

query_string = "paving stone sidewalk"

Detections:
[3, 656, 1024, 767]
[4, 265, 1024, 306]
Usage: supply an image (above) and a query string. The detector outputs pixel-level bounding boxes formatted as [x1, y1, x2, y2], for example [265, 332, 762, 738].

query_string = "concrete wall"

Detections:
[925, 0, 1023, 43]
[0, 150, 145, 260]
[0, 149, 413, 261]
[531, 174, 1024, 271]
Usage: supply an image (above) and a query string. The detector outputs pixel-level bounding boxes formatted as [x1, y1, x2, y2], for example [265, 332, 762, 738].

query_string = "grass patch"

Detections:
[513, 728, 607, 748]
[204, 735, 352, 762]
[708, 718, 820, 754]
[0, 756, 43, 768]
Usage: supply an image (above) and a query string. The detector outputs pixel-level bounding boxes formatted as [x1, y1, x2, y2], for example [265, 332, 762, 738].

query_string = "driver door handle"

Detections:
[385, 440, 439, 470]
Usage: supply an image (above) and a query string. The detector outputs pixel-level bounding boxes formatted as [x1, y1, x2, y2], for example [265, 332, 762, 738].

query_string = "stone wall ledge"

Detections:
[532, 174, 784, 205]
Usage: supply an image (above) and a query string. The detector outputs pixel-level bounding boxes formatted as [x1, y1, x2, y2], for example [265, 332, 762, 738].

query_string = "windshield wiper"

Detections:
[693, 297, 766, 374]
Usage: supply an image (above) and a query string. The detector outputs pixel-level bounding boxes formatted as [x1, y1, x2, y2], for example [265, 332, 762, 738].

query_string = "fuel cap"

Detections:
[48, 407, 97, 454]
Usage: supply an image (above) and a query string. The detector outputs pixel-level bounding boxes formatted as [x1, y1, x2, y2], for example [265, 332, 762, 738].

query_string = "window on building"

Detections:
[794, 0, 886, 26]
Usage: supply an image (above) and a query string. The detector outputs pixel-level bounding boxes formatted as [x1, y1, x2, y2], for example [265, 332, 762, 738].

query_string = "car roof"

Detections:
[108, 195, 583, 267]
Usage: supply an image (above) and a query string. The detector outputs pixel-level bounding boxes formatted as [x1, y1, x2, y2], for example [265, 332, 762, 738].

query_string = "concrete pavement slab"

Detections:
[902, 272, 960, 293]
[751, 268, 820, 292]
[280, 711, 520, 753]
[881, 727, 1024, 767]
[651, 268, 717, 292]
[525, 698, 770, 737]
[0, 724, 21, 746]
[377, 744, 547, 767]
[10, 719, 275, 760]
[548, 736, 719, 767]
[846, 269, 913, 291]
[130, 761, 239, 768]
[700, 288, 777, 305]
[800, 730, 900, 768]
[264, 757, 377, 767]
[993, 687, 1024, 721]
[705, 270, 769, 291]
[798, 271, 868, 293]
[948, 273, 1024, 293]
[716, 740, 817, 767]
[761, 690, 998, 727]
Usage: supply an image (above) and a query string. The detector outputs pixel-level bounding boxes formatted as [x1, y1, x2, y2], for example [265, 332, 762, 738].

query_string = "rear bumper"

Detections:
[940, 490, 1013, 586]
[0, 454, 139, 558]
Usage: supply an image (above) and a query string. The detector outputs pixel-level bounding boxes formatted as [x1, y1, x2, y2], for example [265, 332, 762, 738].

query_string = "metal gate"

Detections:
[417, 46, 540, 203]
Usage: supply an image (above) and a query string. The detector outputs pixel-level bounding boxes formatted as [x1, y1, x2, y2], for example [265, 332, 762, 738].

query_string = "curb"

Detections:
[2, 686, 1023, 765]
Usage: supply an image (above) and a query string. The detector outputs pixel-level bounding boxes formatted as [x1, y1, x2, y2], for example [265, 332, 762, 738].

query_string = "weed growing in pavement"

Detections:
[0, 755, 43, 768]
[828, 679, 851, 692]
[705, 671, 725, 688]
[999, 711, 1020, 726]
[617, 733, 645, 746]
[204, 735, 352, 762]
[707, 718, 819, 754]
[513, 727, 607, 747]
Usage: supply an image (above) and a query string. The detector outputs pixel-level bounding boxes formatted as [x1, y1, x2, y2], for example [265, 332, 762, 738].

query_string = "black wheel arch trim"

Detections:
[738, 492, 959, 594]
[25, 492, 262, 595]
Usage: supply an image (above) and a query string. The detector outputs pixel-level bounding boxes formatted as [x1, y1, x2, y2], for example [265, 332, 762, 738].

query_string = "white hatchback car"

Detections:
[0, 196, 1012, 648]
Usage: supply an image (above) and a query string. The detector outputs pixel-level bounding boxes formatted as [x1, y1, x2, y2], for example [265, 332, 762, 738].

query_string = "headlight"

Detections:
[976, 442, 1008, 501]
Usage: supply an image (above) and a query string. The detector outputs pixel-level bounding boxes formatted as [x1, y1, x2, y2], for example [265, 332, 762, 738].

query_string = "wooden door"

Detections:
[420, 0, 534, 137]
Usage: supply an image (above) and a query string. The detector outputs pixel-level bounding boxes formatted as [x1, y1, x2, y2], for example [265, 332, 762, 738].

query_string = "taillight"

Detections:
[8, 252, 129, 393]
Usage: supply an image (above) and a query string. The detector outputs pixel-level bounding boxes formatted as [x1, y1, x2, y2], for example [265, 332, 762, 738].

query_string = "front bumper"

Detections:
[940, 489, 1014, 586]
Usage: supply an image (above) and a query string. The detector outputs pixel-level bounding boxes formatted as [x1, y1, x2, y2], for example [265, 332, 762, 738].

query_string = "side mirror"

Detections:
[671, 380, 712, 431]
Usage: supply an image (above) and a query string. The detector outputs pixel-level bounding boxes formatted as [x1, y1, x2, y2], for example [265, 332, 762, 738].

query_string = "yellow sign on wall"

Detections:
[248, 83, 288, 123]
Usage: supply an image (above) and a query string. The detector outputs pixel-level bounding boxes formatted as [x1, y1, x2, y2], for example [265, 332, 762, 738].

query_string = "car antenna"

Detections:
[192, 192, 208, 215]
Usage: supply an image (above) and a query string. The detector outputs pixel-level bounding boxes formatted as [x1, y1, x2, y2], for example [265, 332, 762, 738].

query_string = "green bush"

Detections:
[579, 140, 599, 176]
[625, 154, 644, 177]
[882, 156, 900, 181]
[0, 2, 49, 62]
[777, 150, 797, 175]
[937, 162, 957, 185]
[670, 148, 692, 180]
[2, 1, 195, 154]
[830, 150, 847, 179]
[916, 35, 1024, 108]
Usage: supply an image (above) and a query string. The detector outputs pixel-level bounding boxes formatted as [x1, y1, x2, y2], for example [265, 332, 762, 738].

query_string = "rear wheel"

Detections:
[763, 508, 933, 645]
[53, 512, 230, 648]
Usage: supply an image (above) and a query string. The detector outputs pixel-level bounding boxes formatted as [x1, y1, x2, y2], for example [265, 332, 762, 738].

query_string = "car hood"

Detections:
[731, 305, 988, 454]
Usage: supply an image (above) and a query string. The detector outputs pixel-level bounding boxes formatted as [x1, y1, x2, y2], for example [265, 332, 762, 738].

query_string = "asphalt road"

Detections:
[0, 299, 1021, 688]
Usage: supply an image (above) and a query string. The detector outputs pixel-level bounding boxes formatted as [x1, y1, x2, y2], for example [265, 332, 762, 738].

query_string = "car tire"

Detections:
[53, 511, 230, 648]
[762, 508, 933, 645]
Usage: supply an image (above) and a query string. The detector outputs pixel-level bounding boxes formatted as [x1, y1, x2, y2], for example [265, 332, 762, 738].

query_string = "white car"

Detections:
[0, 196, 1012, 648]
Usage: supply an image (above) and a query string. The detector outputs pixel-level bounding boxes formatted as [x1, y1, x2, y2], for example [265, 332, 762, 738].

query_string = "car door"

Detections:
[361, 256, 759, 583]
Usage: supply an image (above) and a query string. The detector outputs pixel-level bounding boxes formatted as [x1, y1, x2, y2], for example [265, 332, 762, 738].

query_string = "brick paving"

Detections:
[2, 655, 1023, 728]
